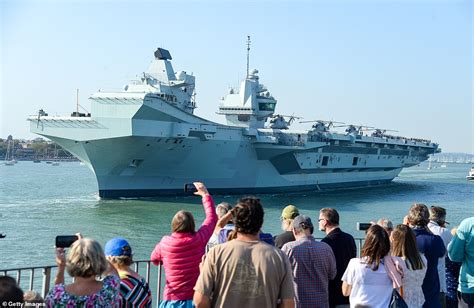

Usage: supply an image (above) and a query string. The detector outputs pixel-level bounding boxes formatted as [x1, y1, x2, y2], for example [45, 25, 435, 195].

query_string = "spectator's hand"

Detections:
[193, 182, 209, 197]
[199, 254, 206, 272]
[75, 232, 83, 240]
[55, 248, 66, 269]
[54, 248, 66, 285]
[451, 227, 457, 236]
[217, 211, 233, 229]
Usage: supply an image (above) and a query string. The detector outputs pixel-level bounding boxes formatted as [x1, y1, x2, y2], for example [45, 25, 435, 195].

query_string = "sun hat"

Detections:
[104, 237, 132, 257]
[281, 205, 299, 220]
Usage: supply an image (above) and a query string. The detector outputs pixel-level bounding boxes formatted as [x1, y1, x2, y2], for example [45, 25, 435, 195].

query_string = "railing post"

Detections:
[29, 269, 35, 291]
[357, 238, 363, 257]
[42, 267, 51, 298]
[145, 262, 150, 284]
[156, 263, 162, 308]
[16, 270, 21, 286]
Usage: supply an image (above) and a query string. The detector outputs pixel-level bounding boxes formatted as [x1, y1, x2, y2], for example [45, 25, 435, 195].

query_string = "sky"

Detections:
[1, 0, 472, 153]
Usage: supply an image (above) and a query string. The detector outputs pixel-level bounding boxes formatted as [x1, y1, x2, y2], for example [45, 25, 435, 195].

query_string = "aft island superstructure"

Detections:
[28, 47, 440, 198]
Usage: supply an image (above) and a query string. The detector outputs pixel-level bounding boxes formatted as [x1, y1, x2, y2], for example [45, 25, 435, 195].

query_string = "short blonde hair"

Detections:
[171, 210, 195, 233]
[23, 290, 44, 304]
[108, 255, 133, 267]
[66, 238, 107, 278]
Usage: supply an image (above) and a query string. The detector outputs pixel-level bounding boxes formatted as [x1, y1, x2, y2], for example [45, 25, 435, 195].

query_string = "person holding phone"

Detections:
[150, 182, 217, 308]
[45, 236, 121, 307]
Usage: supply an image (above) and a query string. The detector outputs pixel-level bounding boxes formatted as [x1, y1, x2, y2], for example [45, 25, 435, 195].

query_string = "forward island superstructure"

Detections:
[28, 46, 440, 198]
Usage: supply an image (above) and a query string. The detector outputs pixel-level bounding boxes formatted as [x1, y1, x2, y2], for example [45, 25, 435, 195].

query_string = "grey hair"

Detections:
[66, 238, 107, 278]
[377, 218, 393, 231]
[215, 202, 232, 218]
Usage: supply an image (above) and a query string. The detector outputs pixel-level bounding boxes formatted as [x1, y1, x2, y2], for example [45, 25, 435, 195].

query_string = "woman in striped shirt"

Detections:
[105, 237, 152, 307]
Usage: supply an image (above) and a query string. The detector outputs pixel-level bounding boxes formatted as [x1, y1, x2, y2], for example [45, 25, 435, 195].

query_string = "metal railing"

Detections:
[1, 260, 164, 306]
[1, 237, 365, 306]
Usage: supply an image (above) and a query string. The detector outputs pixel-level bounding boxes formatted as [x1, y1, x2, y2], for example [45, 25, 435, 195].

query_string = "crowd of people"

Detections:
[0, 182, 473, 308]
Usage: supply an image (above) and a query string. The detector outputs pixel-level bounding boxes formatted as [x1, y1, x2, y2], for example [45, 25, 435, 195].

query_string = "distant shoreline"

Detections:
[1, 157, 79, 162]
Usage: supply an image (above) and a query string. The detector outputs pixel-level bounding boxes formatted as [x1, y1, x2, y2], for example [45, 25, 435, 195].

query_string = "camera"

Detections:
[356, 223, 372, 231]
[55, 235, 79, 248]
[183, 183, 197, 193]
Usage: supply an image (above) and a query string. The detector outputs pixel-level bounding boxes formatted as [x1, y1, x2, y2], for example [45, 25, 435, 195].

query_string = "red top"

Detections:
[150, 195, 217, 300]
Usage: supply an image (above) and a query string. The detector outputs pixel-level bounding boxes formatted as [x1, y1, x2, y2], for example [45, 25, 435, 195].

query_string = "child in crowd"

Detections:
[391, 224, 427, 308]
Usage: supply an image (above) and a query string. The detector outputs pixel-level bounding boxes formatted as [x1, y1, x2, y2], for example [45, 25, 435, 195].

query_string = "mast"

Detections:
[76, 88, 79, 114]
[246, 36, 251, 78]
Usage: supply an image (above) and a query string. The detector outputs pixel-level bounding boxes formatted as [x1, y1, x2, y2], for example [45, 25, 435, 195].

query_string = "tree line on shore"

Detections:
[0, 137, 75, 161]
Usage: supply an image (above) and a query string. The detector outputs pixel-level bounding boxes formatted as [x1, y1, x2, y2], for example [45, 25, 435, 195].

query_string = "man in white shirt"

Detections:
[428, 206, 452, 308]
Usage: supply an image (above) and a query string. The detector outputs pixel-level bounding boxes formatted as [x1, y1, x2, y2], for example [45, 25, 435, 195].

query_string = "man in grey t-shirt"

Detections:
[193, 197, 295, 308]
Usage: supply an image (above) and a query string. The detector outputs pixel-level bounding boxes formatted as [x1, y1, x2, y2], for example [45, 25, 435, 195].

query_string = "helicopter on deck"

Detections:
[268, 114, 301, 129]
[300, 120, 344, 133]
[330, 124, 374, 136]
[369, 128, 399, 138]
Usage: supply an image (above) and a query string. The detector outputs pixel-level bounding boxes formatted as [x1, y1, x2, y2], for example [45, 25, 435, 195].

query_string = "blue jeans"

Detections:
[159, 300, 194, 308]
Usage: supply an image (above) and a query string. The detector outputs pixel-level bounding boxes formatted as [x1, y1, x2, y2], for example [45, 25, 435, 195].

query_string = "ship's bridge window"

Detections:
[259, 102, 275, 111]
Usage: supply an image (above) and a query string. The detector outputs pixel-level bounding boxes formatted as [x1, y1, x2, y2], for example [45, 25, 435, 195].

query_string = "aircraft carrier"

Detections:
[28, 43, 440, 198]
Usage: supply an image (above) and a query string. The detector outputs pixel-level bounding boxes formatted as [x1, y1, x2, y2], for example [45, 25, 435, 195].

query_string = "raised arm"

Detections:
[194, 182, 217, 242]
[213, 211, 234, 235]
[54, 248, 66, 285]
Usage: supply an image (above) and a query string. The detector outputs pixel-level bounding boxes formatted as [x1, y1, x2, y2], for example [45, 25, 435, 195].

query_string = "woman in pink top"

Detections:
[150, 182, 217, 308]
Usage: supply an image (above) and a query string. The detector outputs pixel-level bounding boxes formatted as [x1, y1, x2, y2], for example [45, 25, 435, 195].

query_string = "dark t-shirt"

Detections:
[274, 231, 295, 249]
[321, 228, 357, 307]
[413, 227, 446, 308]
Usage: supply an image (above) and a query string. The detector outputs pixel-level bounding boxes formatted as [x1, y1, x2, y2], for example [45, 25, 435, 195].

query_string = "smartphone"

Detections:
[55, 235, 79, 248]
[356, 223, 372, 231]
[183, 183, 197, 193]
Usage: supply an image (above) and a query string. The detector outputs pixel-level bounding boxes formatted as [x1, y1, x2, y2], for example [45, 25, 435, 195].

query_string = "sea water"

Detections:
[0, 161, 472, 270]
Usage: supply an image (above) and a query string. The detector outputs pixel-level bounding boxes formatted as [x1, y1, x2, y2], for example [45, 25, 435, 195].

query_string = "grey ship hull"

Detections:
[30, 115, 429, 199]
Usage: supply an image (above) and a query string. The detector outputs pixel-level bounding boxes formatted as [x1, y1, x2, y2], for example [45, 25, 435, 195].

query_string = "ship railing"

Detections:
[277, 140, 306, 146]
[1, 237, 365, 306]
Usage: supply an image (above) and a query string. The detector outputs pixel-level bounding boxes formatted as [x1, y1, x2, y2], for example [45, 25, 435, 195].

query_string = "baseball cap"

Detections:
[104, 237, 132, 257]
[281, 205, 299, 220]
[292, 215, 314, 233]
